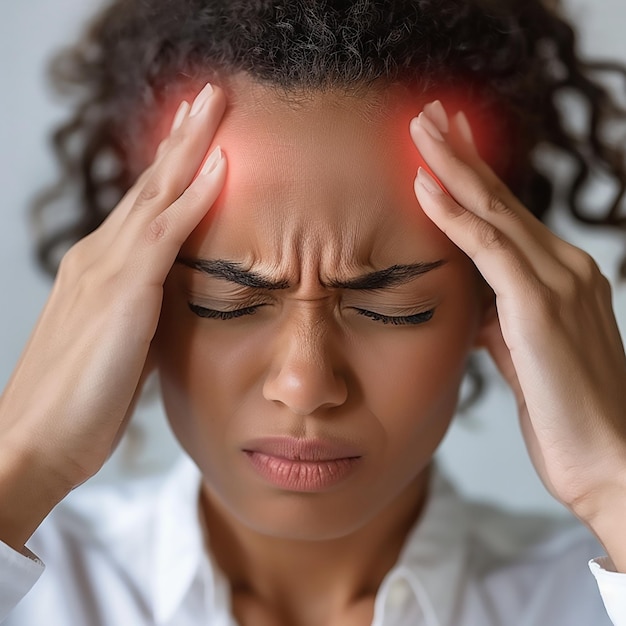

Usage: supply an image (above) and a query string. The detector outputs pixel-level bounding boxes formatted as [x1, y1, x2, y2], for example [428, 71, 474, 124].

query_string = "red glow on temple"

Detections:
[135, 80, 516, 193]
[427, 85, 515, 182]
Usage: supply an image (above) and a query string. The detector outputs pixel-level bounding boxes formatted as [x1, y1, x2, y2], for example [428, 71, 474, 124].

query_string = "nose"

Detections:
[262, 308, 348, 415]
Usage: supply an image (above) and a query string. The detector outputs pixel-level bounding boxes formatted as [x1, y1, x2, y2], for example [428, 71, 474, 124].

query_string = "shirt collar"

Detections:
[373, 466, 470, 626]
[151, 454, 207, 625]
[149, 457, 469, 626]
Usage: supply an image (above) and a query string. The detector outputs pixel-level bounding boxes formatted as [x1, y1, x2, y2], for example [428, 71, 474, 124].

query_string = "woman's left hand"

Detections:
[410, 101, 626, 570]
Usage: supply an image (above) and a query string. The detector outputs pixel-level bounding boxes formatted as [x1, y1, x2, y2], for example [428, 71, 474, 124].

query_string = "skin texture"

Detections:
[1, 79, 625, 626]
[153, 83, 487, 624]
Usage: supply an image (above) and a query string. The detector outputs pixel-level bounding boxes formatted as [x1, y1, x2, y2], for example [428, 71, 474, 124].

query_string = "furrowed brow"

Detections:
[176, 258, 290, 290]
[326, 261, 447, 290]
[176, 257, 446, 291]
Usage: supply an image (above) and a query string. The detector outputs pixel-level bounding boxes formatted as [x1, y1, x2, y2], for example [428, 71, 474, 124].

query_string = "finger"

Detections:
[129, 145, 227, 281]
[77, 99, 193, 256]
[80, 83, 226, 282]
[412, 105, 540, 228]
[105, 101, 192, 229]
[123, 82, 225, 230]
[413, 107, 620, 307]
[414, 166, 542, 302]
[410, 105, 564, 272]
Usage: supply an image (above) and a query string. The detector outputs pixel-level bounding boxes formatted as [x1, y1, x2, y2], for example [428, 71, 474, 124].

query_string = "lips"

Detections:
[242, 436, 363, 462]
[241, 436, 363, 492]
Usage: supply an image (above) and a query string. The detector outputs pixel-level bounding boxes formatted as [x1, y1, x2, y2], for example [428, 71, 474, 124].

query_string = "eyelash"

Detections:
[355, 309, 434, 325]
[188, 303, 261, 320]
[187, 303, 434, 326]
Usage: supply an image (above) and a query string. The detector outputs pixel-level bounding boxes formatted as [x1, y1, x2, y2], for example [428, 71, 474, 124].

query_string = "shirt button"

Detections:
[386, 578, 413, 609]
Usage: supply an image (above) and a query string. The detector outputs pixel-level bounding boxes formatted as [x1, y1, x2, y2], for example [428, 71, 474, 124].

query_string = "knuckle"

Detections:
[144, 213, 172, 244]
[482, 190, 516, 218]
[443, 199, 467, 219]
[572, 250, 601, 284]
[491, 179, 513, 202]
[133, 167, 154, 190]
[135, 179, 164, 206]
[134, 167, 178, 208]
[475, 220, 507, 250]
[57, 239, 90, 278]
[57, 244, 79, 272]
[554, 251, 606, 301]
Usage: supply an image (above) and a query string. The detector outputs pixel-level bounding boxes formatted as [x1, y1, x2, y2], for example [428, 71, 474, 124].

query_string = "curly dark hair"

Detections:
[33, 0, 626, 275]
[31, 0, 626, 404]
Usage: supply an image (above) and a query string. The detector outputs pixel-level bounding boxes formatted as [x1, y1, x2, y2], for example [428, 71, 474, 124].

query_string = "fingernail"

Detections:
[416, 112, 444, 141]
[424, 100, 449, 134]
[455, 111, 475, 146]
[417, 167, 443, 194]
[170, 100, 190, 133]
[201, 146, 223, 176]
[190, 82, 214, 117]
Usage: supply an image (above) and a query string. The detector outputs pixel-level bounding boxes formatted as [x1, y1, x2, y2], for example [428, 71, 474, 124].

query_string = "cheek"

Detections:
[153, 285, 257, 442]
[342, 280, 482, 496]
[354, 295, 478, 444]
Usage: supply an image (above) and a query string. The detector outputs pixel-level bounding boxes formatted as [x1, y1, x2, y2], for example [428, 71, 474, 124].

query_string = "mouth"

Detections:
[242, 436, 363, 492]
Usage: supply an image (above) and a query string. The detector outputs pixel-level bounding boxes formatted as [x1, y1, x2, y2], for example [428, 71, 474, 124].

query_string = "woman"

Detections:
[1, 0, 625, 624]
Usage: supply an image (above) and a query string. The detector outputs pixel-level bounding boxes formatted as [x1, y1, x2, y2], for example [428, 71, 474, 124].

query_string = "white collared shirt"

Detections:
[0, 454, 625, 625]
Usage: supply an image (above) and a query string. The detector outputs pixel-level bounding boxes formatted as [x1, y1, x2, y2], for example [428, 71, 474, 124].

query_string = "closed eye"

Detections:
[188, 303, 262, 320]
[188, 303, 435, 326]
[354, 308, 434, 325]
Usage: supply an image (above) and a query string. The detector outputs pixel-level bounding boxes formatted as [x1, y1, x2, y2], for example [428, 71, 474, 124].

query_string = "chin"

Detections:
[202, 474, 407, 542]
[233, 505, 380, 542]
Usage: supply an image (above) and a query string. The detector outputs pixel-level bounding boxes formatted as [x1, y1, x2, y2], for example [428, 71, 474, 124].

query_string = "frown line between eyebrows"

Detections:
[175, 257, 447, 291]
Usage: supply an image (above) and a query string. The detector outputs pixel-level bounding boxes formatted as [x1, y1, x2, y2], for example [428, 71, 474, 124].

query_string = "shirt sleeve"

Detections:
[589, 557, 626, 625]
[0, 539, 45, 623]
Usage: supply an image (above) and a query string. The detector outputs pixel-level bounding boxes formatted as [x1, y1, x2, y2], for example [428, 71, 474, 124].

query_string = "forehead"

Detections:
[180, 81, 453, 270]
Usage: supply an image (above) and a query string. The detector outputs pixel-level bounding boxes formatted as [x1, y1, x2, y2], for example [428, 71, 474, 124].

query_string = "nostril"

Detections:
[262, 361, 348, 416]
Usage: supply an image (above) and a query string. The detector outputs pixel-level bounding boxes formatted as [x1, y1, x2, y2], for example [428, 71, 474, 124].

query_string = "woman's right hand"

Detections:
[0, 82, 227, 551]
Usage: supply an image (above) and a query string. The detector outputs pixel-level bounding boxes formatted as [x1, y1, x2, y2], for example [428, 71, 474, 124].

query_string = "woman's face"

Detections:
[154, 82, 487, 540]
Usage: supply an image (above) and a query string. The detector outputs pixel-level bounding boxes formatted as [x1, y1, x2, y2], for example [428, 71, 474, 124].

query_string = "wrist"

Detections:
[572, 468, 626, 573]
[0, 440, 73, 552]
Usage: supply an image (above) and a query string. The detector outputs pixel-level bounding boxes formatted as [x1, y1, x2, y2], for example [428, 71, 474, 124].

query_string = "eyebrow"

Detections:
[176, 257, 447, 290]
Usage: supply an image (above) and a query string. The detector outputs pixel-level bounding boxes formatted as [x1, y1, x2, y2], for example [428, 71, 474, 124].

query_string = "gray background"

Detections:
[1, 0, 625, 514]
